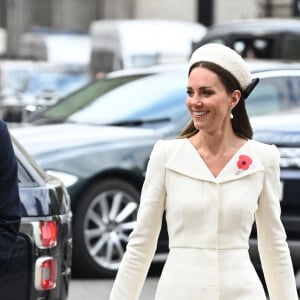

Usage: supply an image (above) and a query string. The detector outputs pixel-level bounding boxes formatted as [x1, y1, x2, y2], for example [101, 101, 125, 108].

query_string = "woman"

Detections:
[109, 43, 298, 299]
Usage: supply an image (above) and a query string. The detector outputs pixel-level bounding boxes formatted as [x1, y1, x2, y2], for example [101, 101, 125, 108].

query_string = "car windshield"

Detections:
[29, 67, 300, 127]
[36, 71, 187, 125]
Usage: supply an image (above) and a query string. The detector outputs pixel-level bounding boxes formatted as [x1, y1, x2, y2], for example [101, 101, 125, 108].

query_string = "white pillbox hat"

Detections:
[189, 43, 253, 91]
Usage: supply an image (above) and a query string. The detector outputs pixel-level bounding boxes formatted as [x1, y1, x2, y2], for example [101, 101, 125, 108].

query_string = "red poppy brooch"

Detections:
[236, 155, 253, 175]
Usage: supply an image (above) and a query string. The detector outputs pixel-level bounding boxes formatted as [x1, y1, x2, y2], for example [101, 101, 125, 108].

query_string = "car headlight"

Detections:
[46, 170, 78, 187]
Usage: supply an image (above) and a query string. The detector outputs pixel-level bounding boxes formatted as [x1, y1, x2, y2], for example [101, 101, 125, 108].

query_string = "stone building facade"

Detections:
[0, 0, 298, 57]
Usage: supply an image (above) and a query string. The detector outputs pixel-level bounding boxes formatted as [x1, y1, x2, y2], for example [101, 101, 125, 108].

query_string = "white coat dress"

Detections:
[109, 138, 298, 300]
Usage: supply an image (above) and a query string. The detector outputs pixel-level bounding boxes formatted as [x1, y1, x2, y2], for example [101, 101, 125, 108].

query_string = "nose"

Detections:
[191, 94, 203, 106]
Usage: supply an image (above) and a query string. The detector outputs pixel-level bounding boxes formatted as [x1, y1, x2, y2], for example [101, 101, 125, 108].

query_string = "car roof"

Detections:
[202, 18, 300, 38]
[106, 63, 187, 78]
[246, 59, 300, 73]
[106, 60, 300, 79]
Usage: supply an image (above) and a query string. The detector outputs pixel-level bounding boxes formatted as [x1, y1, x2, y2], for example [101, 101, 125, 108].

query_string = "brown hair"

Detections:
[179, 61, 253, 139]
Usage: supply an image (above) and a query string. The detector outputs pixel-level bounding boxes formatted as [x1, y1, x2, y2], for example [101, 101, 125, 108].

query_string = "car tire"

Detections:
[72, 178, 140, 277]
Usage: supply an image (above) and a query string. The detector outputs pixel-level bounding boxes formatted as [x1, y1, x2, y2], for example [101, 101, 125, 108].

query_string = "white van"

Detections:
[19, 32, 91, 67]
[89, 19, 206, 75]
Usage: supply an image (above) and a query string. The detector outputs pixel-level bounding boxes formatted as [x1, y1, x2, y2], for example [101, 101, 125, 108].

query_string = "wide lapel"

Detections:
[216, 140, 265, 183]
[165, 139, 216, 182]
[165, 139, 265, 184]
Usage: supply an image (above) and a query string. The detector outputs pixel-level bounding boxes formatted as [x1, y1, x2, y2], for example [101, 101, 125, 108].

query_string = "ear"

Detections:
[229, 90, 241, 109]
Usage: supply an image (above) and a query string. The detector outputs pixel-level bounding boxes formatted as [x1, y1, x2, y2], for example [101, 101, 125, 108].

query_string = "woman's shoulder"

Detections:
[248, 139, 280, 164]
[0, 120, 10, 143]
[153, 138, 186, 152]
[249, 139, 278, 151]
[0, 119, 7, 131]
[150, 138, 186, 160]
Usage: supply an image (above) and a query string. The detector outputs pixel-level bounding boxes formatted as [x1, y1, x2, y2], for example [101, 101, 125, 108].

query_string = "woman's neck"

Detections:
[190, 129, 244, 155]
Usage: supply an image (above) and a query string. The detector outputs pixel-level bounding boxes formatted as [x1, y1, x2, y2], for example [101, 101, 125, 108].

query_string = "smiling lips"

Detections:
[194, 111, 209, 117]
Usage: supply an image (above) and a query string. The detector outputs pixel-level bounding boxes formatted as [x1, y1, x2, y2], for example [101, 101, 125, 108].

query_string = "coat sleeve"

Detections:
[109, 140, 167, 300]
[255, 144, 298, 300]
[0, 121, 21, 273]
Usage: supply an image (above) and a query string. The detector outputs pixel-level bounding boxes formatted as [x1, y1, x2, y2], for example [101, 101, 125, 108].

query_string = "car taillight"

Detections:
[35, 257, 57, 290]
[40, 220, 57, 248]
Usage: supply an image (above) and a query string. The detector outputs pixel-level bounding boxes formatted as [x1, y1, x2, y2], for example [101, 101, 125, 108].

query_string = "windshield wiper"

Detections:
[108, 117, 171, 127]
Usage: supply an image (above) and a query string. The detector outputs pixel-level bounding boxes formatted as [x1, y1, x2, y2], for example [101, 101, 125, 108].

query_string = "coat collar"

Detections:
[165, 139, 265, 183]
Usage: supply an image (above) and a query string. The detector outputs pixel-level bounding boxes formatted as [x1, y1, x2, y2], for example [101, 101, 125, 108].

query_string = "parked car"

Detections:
[193, 18, 300, 60]
[251, 111, 300, 291]
[11, 61, 300, 280]
[0, 135, 72, 300]
[0, 60, 90, 123]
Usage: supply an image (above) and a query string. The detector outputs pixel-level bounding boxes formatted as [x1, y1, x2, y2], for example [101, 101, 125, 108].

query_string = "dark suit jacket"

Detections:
[0, 120, 21, 274]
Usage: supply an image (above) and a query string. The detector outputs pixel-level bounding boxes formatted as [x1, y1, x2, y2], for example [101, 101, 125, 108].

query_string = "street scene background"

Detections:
[0, 0, 300, 300]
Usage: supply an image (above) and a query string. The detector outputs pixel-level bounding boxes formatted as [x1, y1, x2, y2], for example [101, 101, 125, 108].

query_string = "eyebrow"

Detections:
[186, 85, 214, 90]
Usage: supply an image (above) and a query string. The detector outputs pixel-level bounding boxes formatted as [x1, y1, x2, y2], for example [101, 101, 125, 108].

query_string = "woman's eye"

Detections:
[202, 90, 213, 96]
[186, 90, 193, 96]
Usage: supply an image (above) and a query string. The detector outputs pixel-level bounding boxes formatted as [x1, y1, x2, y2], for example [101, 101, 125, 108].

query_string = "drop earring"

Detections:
[230, 112, 234, 119]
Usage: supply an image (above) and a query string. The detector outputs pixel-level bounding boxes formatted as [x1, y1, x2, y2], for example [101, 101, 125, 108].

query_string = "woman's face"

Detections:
[186, 66, 240, 134]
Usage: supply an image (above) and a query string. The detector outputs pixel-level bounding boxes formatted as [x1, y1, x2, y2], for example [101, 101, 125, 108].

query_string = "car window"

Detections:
[68, 72, 187, 125]
[202, 36, 275, 59]
[232, 38, 274, 59]
[12, 135, 49, 185]
[247, 76, 300, 115]
[246, 80, 280, 115]
[40, 74, 147, 120]
[17, 160, 36, 186]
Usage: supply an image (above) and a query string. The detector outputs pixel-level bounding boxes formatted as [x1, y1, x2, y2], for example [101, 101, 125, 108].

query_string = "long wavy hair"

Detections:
[179, 61, 253, 140]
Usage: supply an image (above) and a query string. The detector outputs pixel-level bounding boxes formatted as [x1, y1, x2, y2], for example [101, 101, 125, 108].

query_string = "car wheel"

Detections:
[72, 178, 140, 277]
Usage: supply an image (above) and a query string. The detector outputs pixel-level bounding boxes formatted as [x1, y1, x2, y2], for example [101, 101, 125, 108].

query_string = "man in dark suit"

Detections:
[0, 120, 21, 275]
